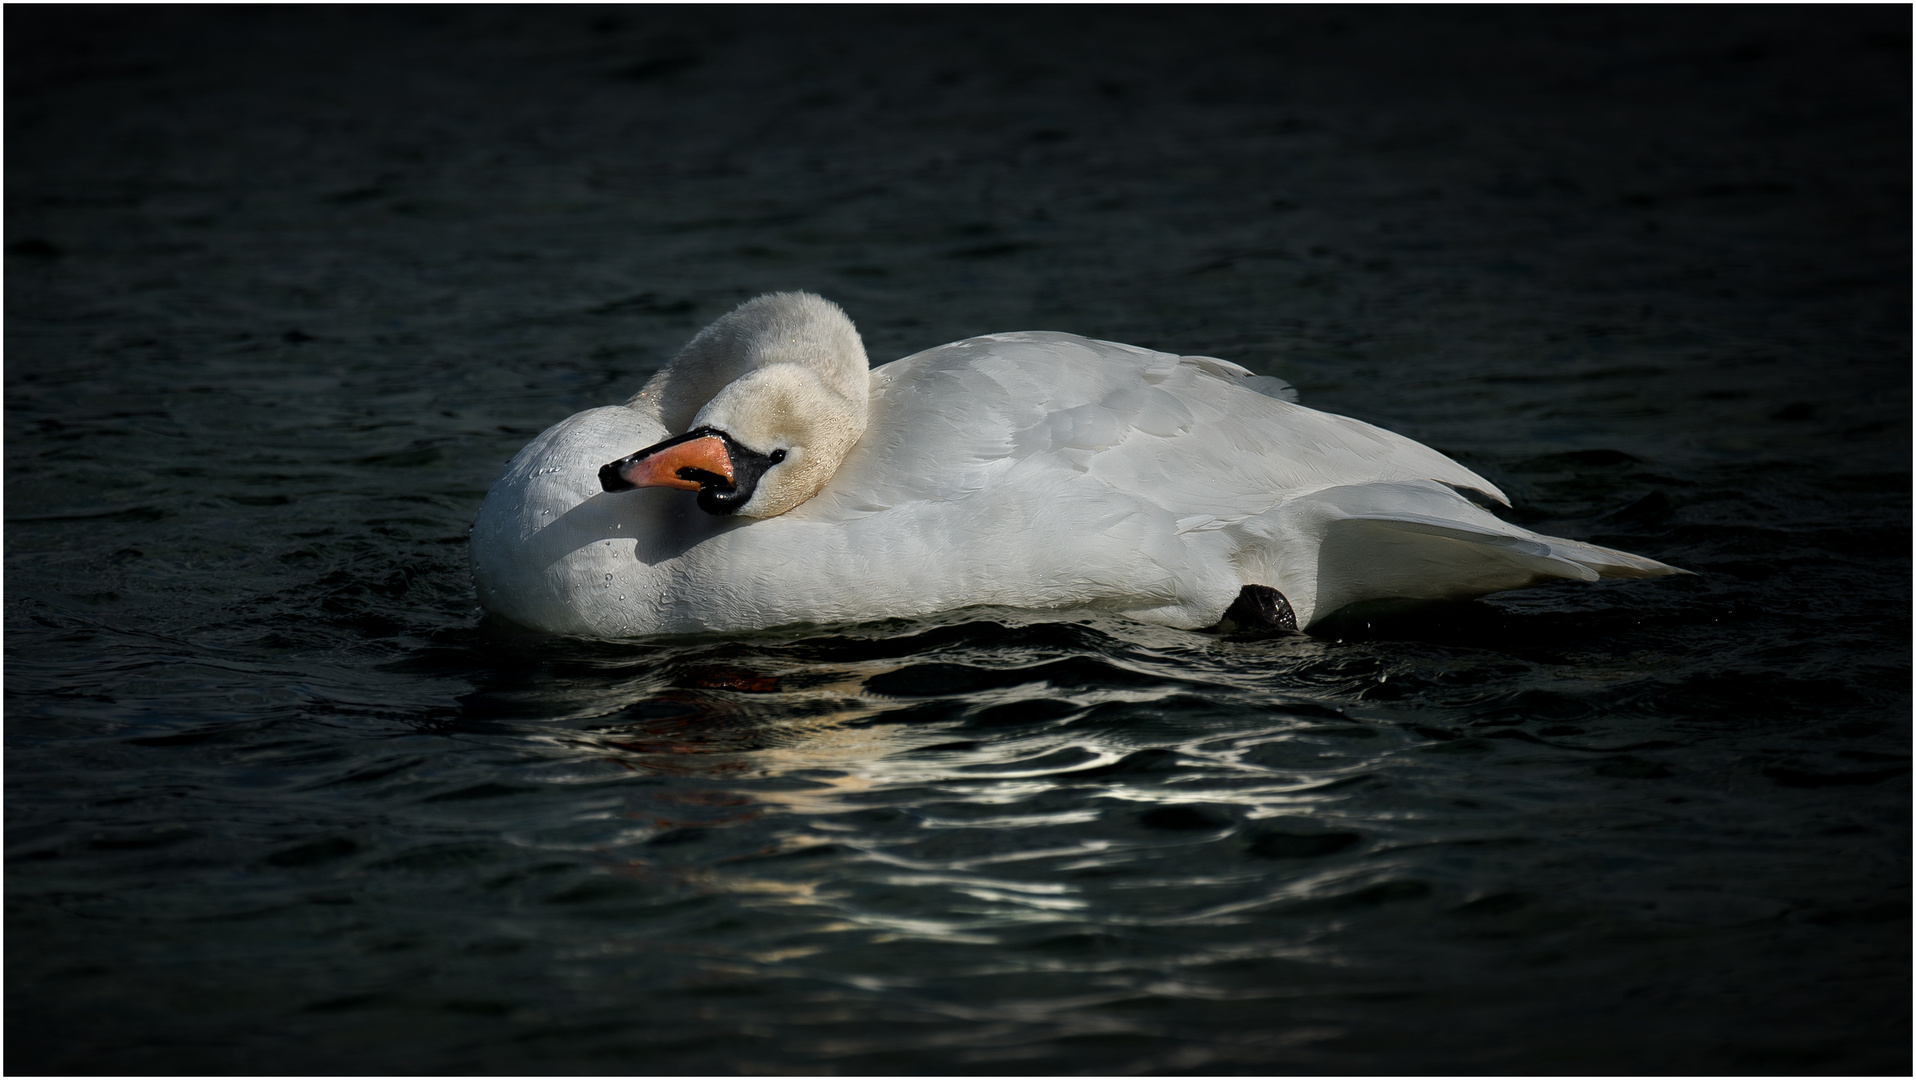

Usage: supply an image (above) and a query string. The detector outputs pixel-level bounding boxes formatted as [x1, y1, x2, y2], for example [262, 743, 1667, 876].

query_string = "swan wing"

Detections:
[806, 331, 1507, 522]
[769, 332, 1533, 629]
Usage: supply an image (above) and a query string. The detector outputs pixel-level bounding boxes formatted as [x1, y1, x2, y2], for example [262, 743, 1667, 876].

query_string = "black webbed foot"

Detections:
[1215, 584, 1299, 635]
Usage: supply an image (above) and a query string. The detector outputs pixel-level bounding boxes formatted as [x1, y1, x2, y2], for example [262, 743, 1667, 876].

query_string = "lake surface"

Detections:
[6, 7, 1909, 1074]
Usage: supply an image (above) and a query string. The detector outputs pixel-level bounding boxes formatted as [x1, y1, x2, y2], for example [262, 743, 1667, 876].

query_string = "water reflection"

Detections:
[473, 614, 1438, 987]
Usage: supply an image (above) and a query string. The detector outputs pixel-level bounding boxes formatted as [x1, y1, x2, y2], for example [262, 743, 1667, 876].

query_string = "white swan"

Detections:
[470, 292, 1681, 638]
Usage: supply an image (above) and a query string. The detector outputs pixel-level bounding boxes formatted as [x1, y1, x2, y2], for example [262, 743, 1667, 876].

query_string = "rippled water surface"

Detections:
[7, 7, 1909, 1074]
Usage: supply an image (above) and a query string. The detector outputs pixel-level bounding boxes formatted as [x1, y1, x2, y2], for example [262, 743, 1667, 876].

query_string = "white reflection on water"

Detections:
[481, 623, 1428, 980]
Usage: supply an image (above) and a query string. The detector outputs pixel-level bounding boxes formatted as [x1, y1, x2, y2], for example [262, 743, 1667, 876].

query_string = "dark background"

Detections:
[7, 5, 1909, 1074]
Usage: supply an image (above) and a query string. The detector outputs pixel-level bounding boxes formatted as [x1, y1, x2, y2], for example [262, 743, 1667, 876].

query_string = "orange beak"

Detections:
[600, 432, 734, 493]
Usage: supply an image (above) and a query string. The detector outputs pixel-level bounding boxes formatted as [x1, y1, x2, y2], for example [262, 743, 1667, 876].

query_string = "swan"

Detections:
[470, 291, 1681, 638]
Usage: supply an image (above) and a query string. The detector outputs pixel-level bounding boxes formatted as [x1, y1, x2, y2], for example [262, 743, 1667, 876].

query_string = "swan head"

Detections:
[598, 293, 870, 519]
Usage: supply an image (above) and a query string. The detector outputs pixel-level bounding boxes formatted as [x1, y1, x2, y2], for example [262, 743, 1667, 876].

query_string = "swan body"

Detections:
[471, 293, 1679, 637]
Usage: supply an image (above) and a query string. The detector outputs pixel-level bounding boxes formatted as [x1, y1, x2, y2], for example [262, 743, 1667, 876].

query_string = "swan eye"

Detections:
[769, 449, 787, 464]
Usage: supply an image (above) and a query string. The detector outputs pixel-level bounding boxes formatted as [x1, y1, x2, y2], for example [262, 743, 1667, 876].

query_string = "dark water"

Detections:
[6, 7, 1909, 1074]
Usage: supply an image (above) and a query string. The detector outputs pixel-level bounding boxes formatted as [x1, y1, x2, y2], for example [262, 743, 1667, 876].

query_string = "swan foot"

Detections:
[1215, 584, 1299, 635]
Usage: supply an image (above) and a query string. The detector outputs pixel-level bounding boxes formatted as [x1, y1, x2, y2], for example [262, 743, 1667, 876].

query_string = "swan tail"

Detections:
[1518, 533, 1690, 581]
[1273, 481, 1686, 626]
